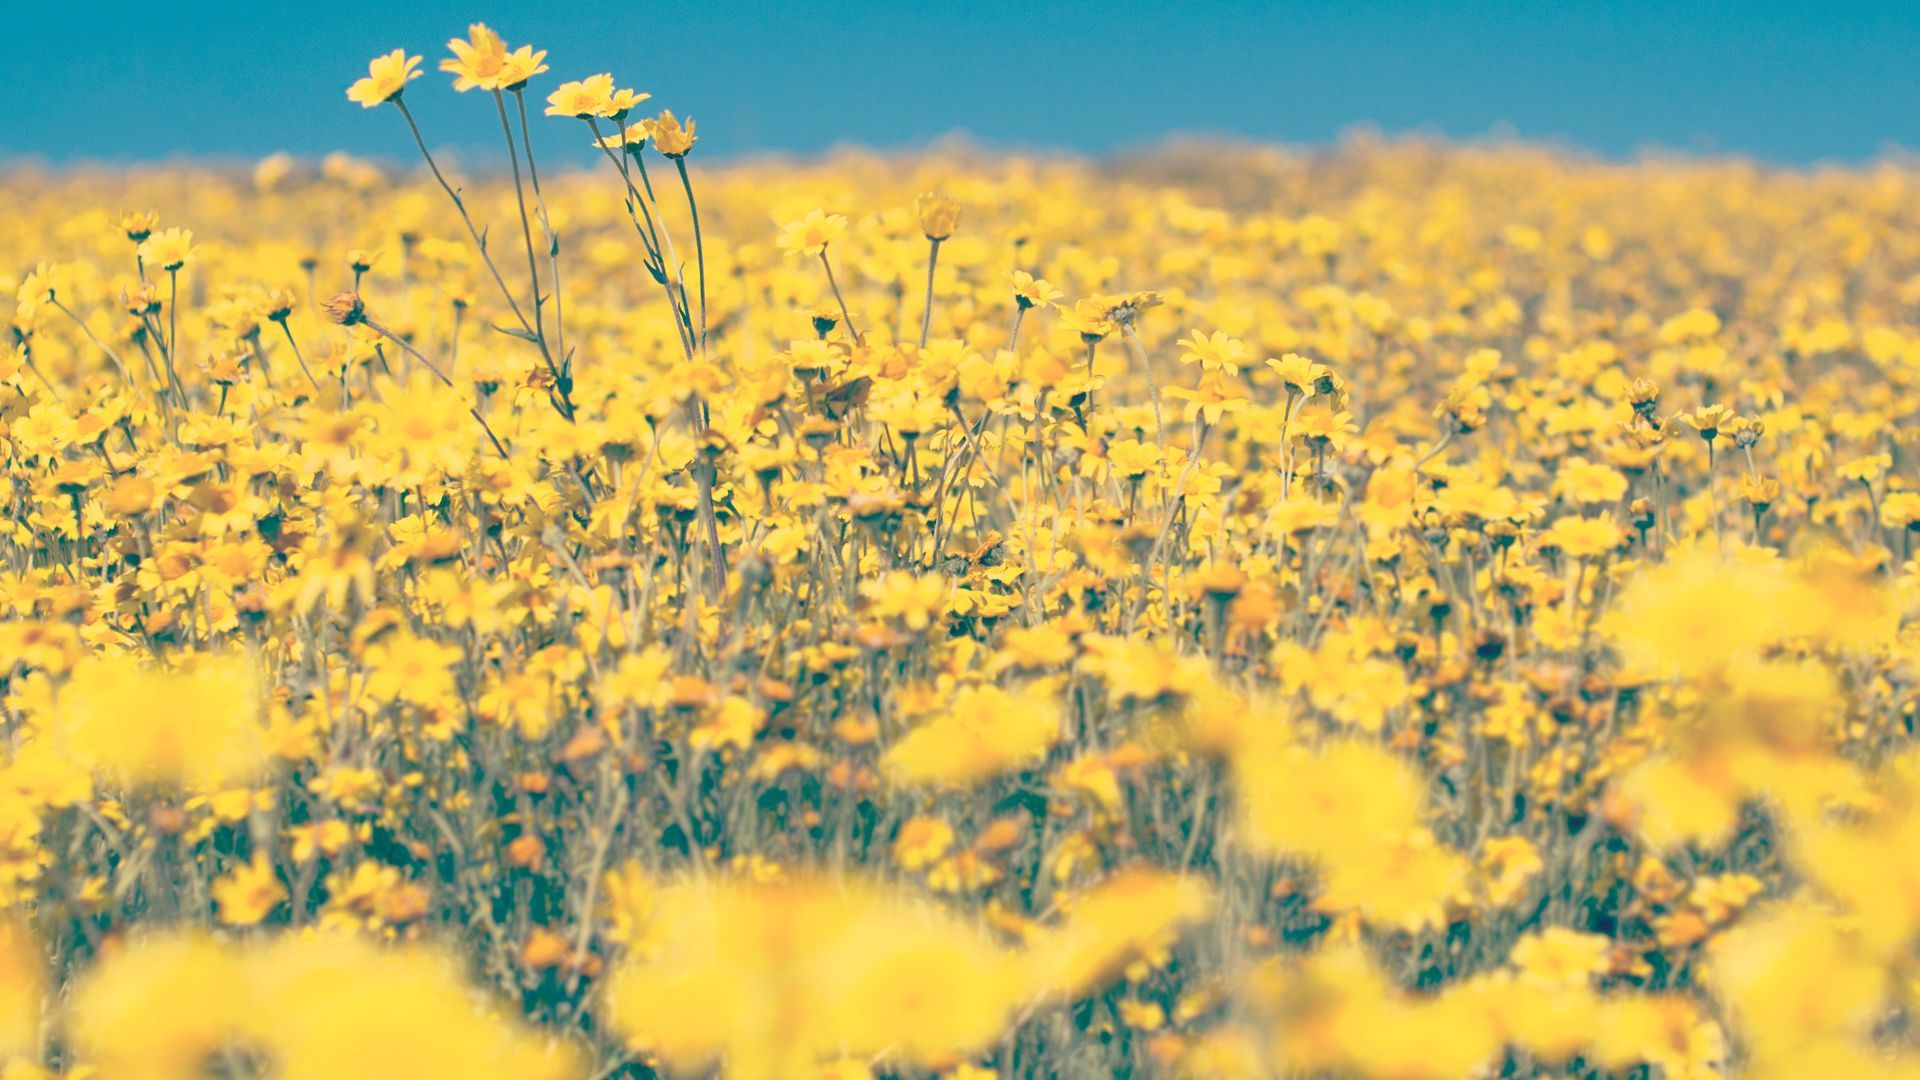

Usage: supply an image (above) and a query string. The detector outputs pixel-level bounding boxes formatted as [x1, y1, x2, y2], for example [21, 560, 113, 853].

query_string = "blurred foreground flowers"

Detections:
[3, 22, 1920, 1079]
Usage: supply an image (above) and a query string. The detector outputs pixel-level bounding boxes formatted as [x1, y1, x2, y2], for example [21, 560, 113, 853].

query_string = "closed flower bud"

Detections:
[320, 291, 365, 326]
[916, 191, 961, 241]
[1627, 377, 1660, 419]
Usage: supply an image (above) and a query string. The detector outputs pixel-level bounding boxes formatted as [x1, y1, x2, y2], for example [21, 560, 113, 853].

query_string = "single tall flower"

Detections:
[651, 110, 697, 157]
[916, 191, 961, 241]
[777, 210, 848, 255]
[441, 23, 509, 92]
[497, 46, 550, 91]
[347, 49, 423, 108]
[1008, 270, 1062, 311]
[545, 74, 617, 118]
[137, 228, 195, 272]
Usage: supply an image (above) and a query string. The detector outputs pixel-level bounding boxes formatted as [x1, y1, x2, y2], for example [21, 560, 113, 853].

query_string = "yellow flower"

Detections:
[1023, 869, 1213, 999]
[69, 934, 247, 1080]
[778, 209, 849, 254]
[860, 570, 949, 631]
[346, 49, 422, 108]
[544, 73, 617, 118]
[136, 226, 195, 272]
[1539, 513, 1625, 559]
[211, 854, 286, 926]
[1315, 828, 1469, 932]
[1177, 330, 1249, 376]
[1674, 403, 1735, 442]
[651, 110, 697, 156]
[604, 876, 1020, 1075]
[1058, 298, 1117, 341]
[1266, 352, 1330, 395]
[1508, 926, 1612, 989]
[497, 45, 551, 90]
[916, 191, 962, 240]
[246, 932, 575, 1080]
[0, 921, 40, 1058]
[54, 653, 265, 787]
[893, 816, 956, 871]
[440, 23, 508, 91]
[594, 119, 653, 150]
[1007, 270, 1062, 310]
[1479, 836, 1543, 906]
[1552, 457, 1629, 505]
[1235, 740, 1424, 860]
[883, 683, 1061, 788]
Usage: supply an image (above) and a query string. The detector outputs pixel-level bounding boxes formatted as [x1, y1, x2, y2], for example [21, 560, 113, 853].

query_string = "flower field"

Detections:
[4, 24, 1920, 1080]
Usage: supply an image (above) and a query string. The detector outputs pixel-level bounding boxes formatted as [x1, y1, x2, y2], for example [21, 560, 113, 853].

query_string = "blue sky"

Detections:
[7, 0, 1920, 165]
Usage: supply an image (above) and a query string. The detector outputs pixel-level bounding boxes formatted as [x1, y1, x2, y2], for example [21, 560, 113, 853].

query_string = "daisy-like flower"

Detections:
[137, 227, 195, 272]
[777, 209, 848, 255]
[497, 46, 550, 90]
[440, 23, 508, 92]
[594, 120, 653, 151]
[609, 88, 653, 120]
[1008, 270, 1062, 310]
[544, 73, 617, 118]
[1177, 330, 1249, 376]
[347, 49, 423, 108]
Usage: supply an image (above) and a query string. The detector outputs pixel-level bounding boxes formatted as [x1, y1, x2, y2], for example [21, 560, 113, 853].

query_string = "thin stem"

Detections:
[392, 99, 542, 344]
[493, 92, 547, 353]
[362, 316, 510, 460]
[918, 238, 942, 349]
[50, 297, 133, 388]
[277, 322, 322, 391]
[1085, 339, 1098, 417]
[164, 270, 186, 404]
[1121, 323, 1164, 444]
[512, 89, 566, 377]
[820, 247, 860, 344]
[1707, 440, 1722, 548]
[586, 119, 694, 361]
[635, 151, 694, 346]
[674, 157, 709, 353]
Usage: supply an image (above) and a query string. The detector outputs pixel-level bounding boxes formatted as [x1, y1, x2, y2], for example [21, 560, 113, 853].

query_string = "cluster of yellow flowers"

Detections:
[2, 20, 1920, 1079]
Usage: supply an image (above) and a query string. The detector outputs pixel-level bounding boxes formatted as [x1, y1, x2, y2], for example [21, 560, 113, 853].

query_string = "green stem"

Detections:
[919, 238, 942, 349]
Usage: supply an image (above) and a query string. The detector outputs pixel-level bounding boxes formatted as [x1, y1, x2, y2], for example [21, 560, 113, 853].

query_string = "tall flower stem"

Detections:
[512, 88, 566, 376]
[492, 90, 559, 412]
[918, 238, 942, 349]
[393, 98, 571, 419]
[586, 119, 694, 361]
[163, 270, 186, 404]
[1121, 323, 1164, 445]
[674, 157, 709, 354]
[820, 247, 860, 345]
[276, 323, 321, 391]
[362, 315, 510, 460]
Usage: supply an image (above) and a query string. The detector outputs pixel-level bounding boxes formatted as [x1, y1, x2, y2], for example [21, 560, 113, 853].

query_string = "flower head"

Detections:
[321, 291, 366, 326]
[348, 49, 423, 108]
[137, 227, 195, 272]
[497, 46, 550, 90]
[544, 74, 617, 118]
[651, 110, 697, 156]
[1177, 330, 1249, 376]
[916, 191, 962, 240]
[440, 23, 508, 92]
[1008, 270, 1062, 310]
[778, 209, 848, 255]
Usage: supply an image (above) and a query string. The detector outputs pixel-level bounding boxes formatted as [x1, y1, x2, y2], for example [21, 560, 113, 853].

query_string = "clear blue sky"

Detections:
[6, 0, 1920, 165]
